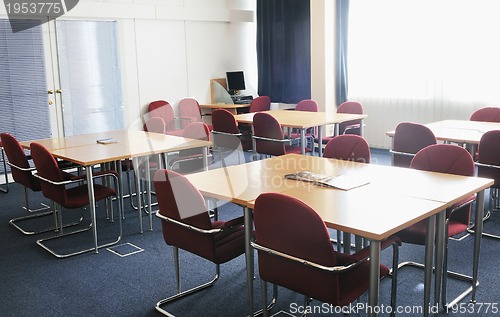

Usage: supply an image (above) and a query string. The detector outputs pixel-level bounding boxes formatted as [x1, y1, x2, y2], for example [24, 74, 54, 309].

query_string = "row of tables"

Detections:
[19, 113, 500, 317]
[20, 130, 211, 253]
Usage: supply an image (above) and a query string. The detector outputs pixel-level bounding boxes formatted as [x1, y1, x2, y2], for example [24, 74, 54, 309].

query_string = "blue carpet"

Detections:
[0, 149, 499, 316]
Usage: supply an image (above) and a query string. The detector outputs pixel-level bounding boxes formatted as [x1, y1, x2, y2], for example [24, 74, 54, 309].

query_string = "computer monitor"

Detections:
[226, 71, 246, 95]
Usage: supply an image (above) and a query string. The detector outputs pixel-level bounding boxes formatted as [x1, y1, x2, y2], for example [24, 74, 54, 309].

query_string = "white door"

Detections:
[45, 19, 124, 137]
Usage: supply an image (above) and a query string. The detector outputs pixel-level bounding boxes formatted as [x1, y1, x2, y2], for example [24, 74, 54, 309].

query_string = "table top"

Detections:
[233, 110, 367, 129]
[22, 130, 211, 166]
[386, 119, 500, 144]
[186, 154, 493, 241]
[199, 103, 251, 110]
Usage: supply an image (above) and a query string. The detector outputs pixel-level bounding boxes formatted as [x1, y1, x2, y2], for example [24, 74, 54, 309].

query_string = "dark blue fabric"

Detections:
[257, 0, 311, 103]
[336, 0, 350, 106]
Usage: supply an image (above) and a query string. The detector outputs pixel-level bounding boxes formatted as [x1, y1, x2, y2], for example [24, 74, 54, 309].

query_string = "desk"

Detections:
[186, 154, 492, 317]
[23, 130, 211, 254]
[234, 110, 367, 156]
[199, 103, 250, 115]
[387, 119, 500, 147]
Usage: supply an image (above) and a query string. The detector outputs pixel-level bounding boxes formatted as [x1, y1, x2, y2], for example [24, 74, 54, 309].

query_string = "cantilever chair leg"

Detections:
[0, 147, 8, 193]
[156, 247, 219, 317]
[467, 188, 500, 240]
[9, 187, 84, 235]
[36, 194, 122, 258]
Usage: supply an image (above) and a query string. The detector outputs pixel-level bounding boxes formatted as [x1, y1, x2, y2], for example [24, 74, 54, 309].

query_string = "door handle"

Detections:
[48, 90, 54, 94]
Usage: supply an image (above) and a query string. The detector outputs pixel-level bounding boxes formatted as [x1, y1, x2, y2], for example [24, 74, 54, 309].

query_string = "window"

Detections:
[348, 0, 500, 104]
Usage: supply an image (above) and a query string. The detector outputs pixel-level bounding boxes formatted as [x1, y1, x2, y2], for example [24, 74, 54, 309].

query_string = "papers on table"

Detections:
[284, 171, 370, 191]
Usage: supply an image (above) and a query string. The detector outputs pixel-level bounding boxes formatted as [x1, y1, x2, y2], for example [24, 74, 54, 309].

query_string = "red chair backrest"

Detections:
[470, 107, 500, 122]
[477, 130, 500, 189]
[393, 122, 437, 168]
[295, 99, 318, 112]
[147, 100, 176, 130]
[143, 117, 166, 134]
[253, 192, 341, 304]
[30, 142, 66, 204]
[211, 109, 242, 151]
[179, 98, 202, 127]
[183, 122, 210, 141]
[154, 169, 216, 260]
[337, 101, 363, 135]
[249, 96, 271, 113]
[212, 109, 240, 134]
[1, 133, 40, 190]
[323, 134, 371, 163]
[253, 112, 285, 156]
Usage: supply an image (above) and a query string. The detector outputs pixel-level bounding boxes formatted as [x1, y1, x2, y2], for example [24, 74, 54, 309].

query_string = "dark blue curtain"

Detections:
[257, 0, 311, 104]
[336, 0, 349, 106]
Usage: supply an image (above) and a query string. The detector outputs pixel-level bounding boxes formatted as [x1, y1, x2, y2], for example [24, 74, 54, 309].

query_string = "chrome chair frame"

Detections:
[211, 130, 244, 166]
[154, 211, 275, 317]
[34, 170, 122, 258]
[468, 162, 500, 240]
[252, 135, 293, 160]
[0, 146, 8, 193]
[397, 199, 478, 309]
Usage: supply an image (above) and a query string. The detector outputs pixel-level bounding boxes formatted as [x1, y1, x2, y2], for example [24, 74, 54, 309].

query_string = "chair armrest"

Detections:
[35, 169, 119, 186]
[250, 241, 361, 273]
[211, 130, 243, 137]
[7, 162, 36, 172]
[475, 162, 500, 170]
[252, 136, 292, 144]
[168, 153, 212, 170]
[389, 149, 416, 157]
[155, 211, 223, 234]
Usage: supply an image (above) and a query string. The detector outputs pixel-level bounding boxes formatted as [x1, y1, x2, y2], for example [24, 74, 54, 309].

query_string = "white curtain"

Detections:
[347, 0, 500, 148]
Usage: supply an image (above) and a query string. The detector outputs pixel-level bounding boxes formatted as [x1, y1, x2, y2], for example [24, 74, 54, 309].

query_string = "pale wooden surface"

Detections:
[233, 110, 367, 129]
[199, 103, 250, 115]
[386, 119, 500, 144]
[186, 153, 493, 240]
[22, 130, 211, 167]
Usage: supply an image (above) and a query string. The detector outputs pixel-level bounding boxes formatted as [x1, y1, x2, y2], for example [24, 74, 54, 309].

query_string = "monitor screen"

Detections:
[226, 71, 246, 93]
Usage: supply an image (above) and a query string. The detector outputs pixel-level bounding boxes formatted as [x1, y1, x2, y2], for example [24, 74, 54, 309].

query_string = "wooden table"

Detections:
[186, 154, 492, 317]
[22, 130, 211, 254]
[387, 119, 500, 149]
[234, 110, 367, 156]
[199, 103, 251, 115]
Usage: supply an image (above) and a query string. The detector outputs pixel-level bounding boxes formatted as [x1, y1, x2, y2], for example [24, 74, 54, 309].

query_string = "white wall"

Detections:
[0, 0, 257, 129]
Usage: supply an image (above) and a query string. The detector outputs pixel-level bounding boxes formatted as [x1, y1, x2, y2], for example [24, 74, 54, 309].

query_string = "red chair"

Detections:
[143, 117, 166, 134]
[253, 112, 310, 158]
[323, 134, 371, 163]
[30, 142, 121, 258]
[290, 99, 319, 152]
[0, 140, 8, 193]
[316, 101, 364, 146]
[395, 144, 476, 308]
[249, 95, 271, 113]
[153, 169, 245, 316]
[472, 130, 500, 239]
[252, 192, 400, 316]
[168, 122, 211, 174]
[147, 100, 187, 136]
[211, 109, 247, 165]
[178, 97, 212, 130]
[390, 122, 437, 168]
[470, 107, 500, 122]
